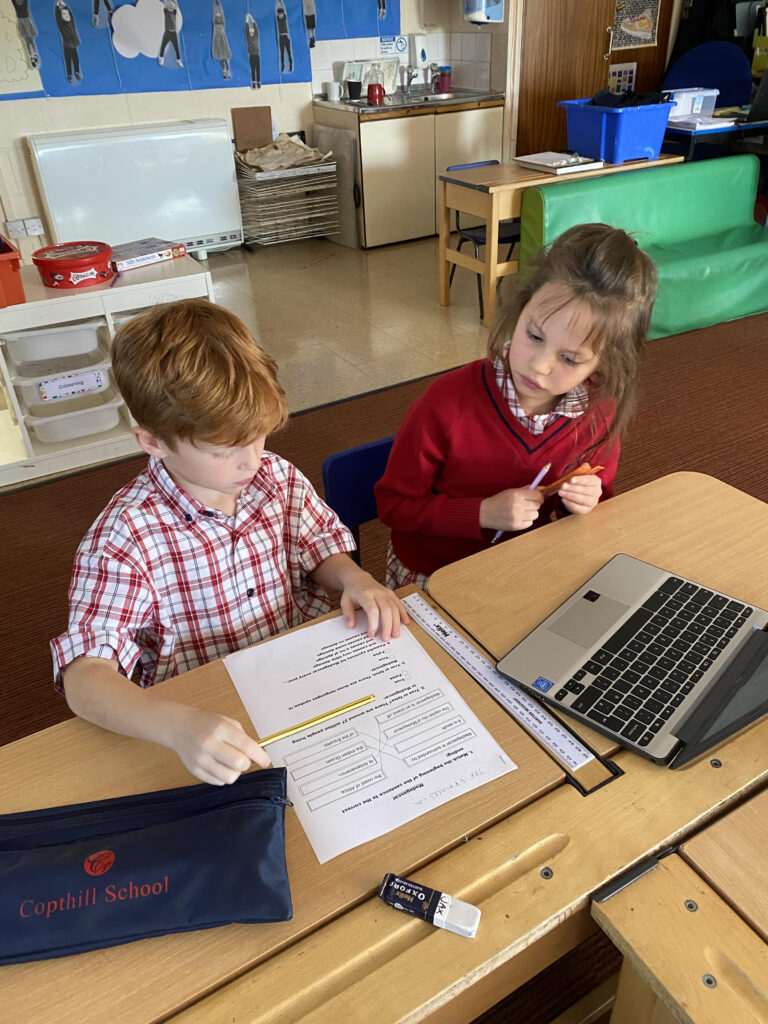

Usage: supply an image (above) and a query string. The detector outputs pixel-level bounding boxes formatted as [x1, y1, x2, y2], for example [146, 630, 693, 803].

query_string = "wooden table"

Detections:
[591, 787, 768, 1022]
[0, 592, 562, 1024]
[437, 154, 684, 328]
[4, 473, 768, 1024]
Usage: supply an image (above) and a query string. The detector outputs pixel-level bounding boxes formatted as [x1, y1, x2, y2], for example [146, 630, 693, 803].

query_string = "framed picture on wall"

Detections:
[613, 0, 661, 49]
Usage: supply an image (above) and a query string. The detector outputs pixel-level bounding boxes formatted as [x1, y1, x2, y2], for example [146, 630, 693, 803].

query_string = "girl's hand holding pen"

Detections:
[479, 485, 545, 536]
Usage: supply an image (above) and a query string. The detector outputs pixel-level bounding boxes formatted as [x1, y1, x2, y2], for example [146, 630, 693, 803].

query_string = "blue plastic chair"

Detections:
[446, 159, 521, 319]
[321, 436, 394, 564]
[663, 41, 753, 107]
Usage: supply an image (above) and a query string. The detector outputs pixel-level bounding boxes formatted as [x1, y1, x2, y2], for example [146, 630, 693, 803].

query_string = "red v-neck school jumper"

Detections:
[375, 359, 619, 576]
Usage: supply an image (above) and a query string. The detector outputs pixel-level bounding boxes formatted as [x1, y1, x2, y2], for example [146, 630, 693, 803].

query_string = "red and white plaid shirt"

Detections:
[51, 453, 355, 689]
[493, 349, 588, 434]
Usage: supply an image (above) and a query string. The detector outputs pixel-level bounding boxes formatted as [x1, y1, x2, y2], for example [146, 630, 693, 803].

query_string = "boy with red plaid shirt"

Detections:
[52, 299, 408, 786]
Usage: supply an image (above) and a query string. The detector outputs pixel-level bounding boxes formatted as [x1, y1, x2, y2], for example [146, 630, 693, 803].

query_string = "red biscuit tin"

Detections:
[31, 241, 114, 289]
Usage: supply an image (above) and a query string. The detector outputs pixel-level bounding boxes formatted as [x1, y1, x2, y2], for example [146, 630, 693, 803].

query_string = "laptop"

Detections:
[496, 553, 768, 768]
[714, 71, 768, 123]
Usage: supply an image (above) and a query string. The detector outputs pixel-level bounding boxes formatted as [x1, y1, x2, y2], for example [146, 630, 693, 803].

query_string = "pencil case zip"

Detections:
[0, 769, 289, 847]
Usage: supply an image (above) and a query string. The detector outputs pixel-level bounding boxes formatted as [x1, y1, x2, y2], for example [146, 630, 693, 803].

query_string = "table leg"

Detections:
[438, 179, 451, 307]
[482, 193, 500, 328]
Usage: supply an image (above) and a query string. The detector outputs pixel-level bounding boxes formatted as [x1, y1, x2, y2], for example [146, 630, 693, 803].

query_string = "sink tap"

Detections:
[404, 64, 419, 96]
[429, 62, 440, 93]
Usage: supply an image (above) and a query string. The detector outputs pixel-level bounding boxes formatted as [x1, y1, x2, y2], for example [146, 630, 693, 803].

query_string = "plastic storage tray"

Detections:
[18, 363, 112, 411]
[6, 335, 111, 380]
[666, 87, 719, 121]
[1, 319, 107, 365]
[24, 388, 124, 444]
[557, 99, 674, 163]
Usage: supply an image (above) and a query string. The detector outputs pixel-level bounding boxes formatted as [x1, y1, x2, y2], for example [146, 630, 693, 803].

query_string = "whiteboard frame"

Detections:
[28, 119, 243, 257]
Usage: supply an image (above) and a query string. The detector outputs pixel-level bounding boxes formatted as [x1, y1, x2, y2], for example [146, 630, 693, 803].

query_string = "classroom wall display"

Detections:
[0, 0, 401, 100]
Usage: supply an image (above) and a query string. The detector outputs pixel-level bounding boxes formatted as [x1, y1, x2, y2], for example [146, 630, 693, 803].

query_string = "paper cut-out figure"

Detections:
[211, 0, 232, 79]
[11, 0, 41, 70]
[92, 0, 113, 29]
[244, 14, 261, 89]
[55, 0, 82, 84]
[302, 0, 316, 48]
[158, 0, 183, 68]
[275, 0, 293, 73]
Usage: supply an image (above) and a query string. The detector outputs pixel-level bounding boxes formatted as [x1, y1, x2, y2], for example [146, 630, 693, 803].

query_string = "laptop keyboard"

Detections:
[553, 577, 754, 748]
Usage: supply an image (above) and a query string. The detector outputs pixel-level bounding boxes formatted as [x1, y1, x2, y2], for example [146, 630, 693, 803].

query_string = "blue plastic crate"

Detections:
[557, 99, 674, 163]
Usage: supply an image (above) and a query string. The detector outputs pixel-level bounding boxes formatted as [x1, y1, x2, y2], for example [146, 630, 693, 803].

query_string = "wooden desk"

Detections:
[169, 473, 768, 1023]
[681, 787, 768, 943]
[591, 786, 768, 1022]
[0, 592, 562, 1024]
[5, 473, 768, 1024]
[437, 154, 684, 328]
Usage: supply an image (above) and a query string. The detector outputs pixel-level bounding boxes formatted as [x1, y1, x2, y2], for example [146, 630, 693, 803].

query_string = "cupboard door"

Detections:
[359, 115, 436, 247]
[517, 0, 616, 155]
[433, 106, 503, 228]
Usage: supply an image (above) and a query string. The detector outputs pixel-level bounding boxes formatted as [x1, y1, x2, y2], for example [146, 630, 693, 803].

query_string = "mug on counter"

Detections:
[324, 81, 342, 102]
[367, 82, 385, 105]
[346, 79, 362, 100]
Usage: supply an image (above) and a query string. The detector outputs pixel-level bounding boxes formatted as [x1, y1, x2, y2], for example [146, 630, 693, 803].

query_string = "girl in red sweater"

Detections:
[375, 223, 657, 587]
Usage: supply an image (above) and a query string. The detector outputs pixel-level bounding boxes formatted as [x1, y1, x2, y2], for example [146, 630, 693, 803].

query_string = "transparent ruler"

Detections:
[403, 592, 594, 772]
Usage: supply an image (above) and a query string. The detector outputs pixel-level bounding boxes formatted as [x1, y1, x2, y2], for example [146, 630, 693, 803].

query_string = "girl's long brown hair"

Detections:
[488, 223, 658, 457]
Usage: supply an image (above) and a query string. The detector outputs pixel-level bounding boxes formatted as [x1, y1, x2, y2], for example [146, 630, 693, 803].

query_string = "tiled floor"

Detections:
[206, 235, 498, 413]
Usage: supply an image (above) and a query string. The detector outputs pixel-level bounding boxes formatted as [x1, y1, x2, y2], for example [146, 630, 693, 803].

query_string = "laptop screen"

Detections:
[673, 627, 768, 766]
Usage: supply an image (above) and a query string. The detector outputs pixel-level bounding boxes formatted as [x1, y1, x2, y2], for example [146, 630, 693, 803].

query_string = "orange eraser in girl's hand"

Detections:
[541, 463, 605, 496]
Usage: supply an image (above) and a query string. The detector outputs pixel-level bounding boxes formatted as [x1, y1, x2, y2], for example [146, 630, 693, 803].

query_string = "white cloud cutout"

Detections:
[111, 0, 183, 60]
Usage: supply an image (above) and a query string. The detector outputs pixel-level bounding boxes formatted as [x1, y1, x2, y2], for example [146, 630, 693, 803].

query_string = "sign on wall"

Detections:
[1, 0, 400, 100]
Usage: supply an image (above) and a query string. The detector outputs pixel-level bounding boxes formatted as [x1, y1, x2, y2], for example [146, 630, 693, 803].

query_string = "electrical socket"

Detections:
[23, 217, 44, 236]
[5, 220, 27, 239]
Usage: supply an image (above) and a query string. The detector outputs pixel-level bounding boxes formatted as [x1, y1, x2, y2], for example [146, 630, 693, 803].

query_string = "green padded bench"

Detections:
[519, 153, 768, 340]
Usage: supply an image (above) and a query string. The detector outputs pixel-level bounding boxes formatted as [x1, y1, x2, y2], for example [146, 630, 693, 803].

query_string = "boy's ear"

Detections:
[132, 425, 169, 458]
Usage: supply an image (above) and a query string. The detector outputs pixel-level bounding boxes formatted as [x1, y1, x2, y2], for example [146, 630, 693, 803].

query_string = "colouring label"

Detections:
[38, 370, 104, 402]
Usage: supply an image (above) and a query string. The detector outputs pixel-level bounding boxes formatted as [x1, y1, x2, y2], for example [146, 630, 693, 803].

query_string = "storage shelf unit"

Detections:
[236, 158, 340, 246]
[0, 257, 214, 488]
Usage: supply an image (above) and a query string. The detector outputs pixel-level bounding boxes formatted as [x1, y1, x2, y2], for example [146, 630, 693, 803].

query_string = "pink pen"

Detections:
[491, 462, 551, 544]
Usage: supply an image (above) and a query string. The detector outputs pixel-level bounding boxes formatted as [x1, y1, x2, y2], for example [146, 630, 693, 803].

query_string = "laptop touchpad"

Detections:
[548, 592, 630, 648]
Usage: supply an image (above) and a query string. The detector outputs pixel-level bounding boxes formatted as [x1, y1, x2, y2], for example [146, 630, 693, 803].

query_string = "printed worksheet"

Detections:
[224, 615, 516, 863]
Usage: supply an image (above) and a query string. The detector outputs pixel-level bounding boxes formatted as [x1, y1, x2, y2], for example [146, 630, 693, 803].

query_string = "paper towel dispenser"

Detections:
[464, 0, 504, 24]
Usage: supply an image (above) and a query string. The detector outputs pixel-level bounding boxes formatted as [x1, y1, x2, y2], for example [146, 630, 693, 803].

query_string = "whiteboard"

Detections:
[28, 119, 243, 256]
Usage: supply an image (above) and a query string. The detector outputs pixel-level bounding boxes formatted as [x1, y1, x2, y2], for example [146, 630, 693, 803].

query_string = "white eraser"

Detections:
[378, 873, 481, 938]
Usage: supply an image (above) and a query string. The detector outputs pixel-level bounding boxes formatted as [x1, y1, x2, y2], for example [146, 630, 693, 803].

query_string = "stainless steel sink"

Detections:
[345, 90, 473, 110]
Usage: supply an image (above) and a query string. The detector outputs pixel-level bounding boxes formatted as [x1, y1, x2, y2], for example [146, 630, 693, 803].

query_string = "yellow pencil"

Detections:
[258, 694, 376, 747]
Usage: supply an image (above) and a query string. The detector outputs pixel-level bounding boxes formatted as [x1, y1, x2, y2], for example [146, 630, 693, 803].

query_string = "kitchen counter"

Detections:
[313, 86, 504, 119]
[312, 87, 505, 247]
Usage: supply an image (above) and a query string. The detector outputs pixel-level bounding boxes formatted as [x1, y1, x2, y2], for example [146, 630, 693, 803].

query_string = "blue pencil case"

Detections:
[0, 768, 292, 964]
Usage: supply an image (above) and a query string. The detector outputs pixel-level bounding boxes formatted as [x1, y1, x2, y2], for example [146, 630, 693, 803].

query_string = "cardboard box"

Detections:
[232, 106, 273, 152]
[110, 238, 186, 272]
